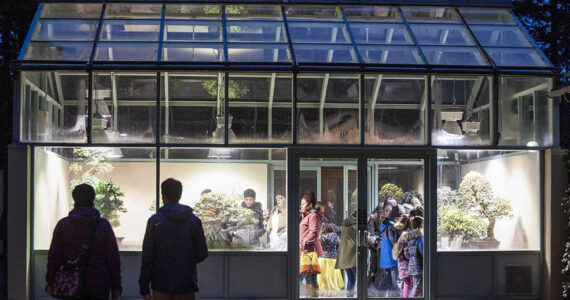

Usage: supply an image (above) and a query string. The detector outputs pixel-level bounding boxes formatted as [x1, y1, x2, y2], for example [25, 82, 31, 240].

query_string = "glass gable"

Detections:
[21, 4, 552, 68]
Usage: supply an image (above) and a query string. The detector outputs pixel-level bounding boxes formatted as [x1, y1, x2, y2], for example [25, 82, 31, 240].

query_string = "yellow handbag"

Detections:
[300, 251, 321, 275]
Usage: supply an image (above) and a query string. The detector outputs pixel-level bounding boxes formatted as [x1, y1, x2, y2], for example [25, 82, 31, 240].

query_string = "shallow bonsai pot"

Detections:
[461, 239, 500, 249]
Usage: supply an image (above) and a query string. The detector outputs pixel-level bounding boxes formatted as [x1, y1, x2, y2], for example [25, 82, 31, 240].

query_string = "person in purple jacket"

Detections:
[45, 183, 122, 300]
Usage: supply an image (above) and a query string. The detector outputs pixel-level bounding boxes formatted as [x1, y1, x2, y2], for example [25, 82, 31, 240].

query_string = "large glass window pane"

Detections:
[293, 44, 357, 63]
[33, 147, 156, 251]
[40, 3, 103, 19]
[162, 43, 224, 62]
[228, 73, 292, 143]
[227, 20, 286, 42]
[367, 158, 425, 298]
[225, 5, 282, 19]
[408, 24, 475, 46]
[32, 20, 99, 41]
[299, 157, 358, 298]
[402, 7, 460, 23]
[92, 72, 157, 143]
[20, 71, 88, 143]
[486, 48, 547, 67]
[160, 148, 287, 251]
[365, 75, 426, 145]
[94, 42, 158, 61]
[432, 76, 492, 146]
[459, 8, 516, 24]
[498, 77, 553, 146]
[469, 25, 532, 48]
[297, 73, 360, 144]
[344, 6, 400, 21]
[227, 43, 290, 63]
[164, 20, 222, 42]
[358, 45, 423, 64]
[165, 5, 221, 19]
[100, 20, 161, 41]
[104, 4, 162, 19]
[437, 150, 539, 251]
[288, 21, 350, 44]
[421, 46, 487, 66]
[24, 41, 93, 61]
[349, 23, 412, 45]
[160, 73, 224, 143]
[286, 6, 342, 20]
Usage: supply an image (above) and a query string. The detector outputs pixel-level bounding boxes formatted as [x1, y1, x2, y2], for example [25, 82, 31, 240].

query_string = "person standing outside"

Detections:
[139, 178, 208, 300]
[45, 183, 122, 300]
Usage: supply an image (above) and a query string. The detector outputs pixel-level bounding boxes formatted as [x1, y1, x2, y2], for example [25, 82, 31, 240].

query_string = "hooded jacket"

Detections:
[379, 220, 398, 269]
[139, 203, 208, 295]
[335, 214, 357, 270]
[299, 209, 324, 256]
[46, 207, 122, 292]
[392, 229, 423, 279]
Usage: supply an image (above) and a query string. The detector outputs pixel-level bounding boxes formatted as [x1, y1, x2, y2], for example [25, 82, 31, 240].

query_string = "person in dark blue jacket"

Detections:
[139, 178, 208, 300]
[377, 204, 405, 297]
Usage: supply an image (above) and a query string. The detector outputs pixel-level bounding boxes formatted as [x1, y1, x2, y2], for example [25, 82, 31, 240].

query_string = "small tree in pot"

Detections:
[457, 171, 513, 242]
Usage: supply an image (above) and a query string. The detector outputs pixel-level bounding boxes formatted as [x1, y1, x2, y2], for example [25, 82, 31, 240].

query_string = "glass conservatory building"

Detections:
[7, 0, 568, 299]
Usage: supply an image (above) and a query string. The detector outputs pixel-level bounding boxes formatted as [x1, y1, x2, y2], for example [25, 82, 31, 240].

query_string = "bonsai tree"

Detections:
[378, 183, 403, 203]
[194, 192, 258, 248]
[457, 171, 513, 240]
[437, 186, 486, 240]
[70, 148, 127, 228]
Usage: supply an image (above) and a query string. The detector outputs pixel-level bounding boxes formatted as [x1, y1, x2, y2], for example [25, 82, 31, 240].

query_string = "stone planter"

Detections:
[461, 239, 500, 249]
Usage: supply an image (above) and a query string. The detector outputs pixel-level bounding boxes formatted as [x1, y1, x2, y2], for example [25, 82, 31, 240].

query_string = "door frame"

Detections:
[287, 147, 436, 300]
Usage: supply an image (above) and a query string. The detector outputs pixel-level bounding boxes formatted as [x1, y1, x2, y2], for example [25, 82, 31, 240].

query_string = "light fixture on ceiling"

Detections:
[440, 78, 464, 137]
[207, 148, 233, 159]
[462, 112, 482, 144]
[104, 147, 123, 159]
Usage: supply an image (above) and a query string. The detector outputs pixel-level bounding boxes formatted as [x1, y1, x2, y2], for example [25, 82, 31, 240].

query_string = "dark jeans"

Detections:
[81, 290, 110, 300]
[345, 267, 357, 291]
[377, 267, 399, 297]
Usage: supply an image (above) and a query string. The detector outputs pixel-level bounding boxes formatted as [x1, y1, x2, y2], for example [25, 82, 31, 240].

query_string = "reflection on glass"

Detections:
[297, 74, 360, 144]
[358, 45, 423, 64]
[432, 76, 492, 146]
[40, 3, 103, 19]
[286, 6, 341, 20]
[104, 4, 162, 19]
[228, 73, 292, 143]
[226, 5, 282, 19]
[288, 21, 350, 43]
[24, 41, 93, 61]
[100, 20, 161, 41]
[94, 42, 158, 61]
[162, 43, 224, 62]
[459, 8, 515, 24]
[349, 23, 412, 45]
[20, 71, 88, 142]
[437, 150, 539, 251]
[293, 44, 357, 63]
[227, 21, 286, 42]
[469, 25, 532, 48]
[408, 24, 475, 46]
[299, 158, 357, 298]
[33, 20, 99, 41]
[402, 7, 459, 23]
[33, 147, 156, 251]
[498, 77, 552, 146]
[421, 46, 487, 66]
[227, 44, 290, 63]
[365, 75, 426, 145]
[92, 73, 157, 143]
[344, 6, 399, 21]
[486, 48, 547, 67]
[160, 73, 224, 143]
[160, 148, 286, 251]
[164, 20, 222, 42]
[367, 159, 424, 298]
[165, 5, 221, 19]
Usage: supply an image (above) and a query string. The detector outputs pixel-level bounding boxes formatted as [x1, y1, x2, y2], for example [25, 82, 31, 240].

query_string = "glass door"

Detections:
[291, 149, 430, 300]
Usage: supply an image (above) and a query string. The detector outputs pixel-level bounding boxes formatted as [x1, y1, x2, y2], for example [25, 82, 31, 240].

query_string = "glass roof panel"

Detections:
[227, 20, 286, 43]
[349, 22, 413, 45]
[164, 20, 222, 42]
[421, 46, 487, 65]
[344, 6, 400, 21]
[100, 20, 160, 42]
[24, 41, 93, 61]
[358, 45, 424, 64]
[165, 5, 221, 19]
[402, 7, 460, 23]
[486, 48, 547, 67]
[32, 20, 98, 41]
[293, 44, 357, 63]
[459, 8, 516, 24]
[469, 24, 533, 48]
[105, 4, 162, 19]
[94, 42, 158, 61]
[286, 6, 342, 20]
[227, 43, 290, 63]
[409, 23, 475, 46]
[226, 5, 282, 19]
[288, 21, 350, 44]
[40, 3, 102, 19]
[162, 43, 224, 62]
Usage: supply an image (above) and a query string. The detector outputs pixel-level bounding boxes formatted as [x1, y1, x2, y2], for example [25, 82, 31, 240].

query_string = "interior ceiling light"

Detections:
[440, 77, 464, 136]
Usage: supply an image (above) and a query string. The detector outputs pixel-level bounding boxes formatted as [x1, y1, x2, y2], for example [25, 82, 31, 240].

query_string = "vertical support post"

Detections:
[268, 73, 276, 139]
[426, 75, 433, 146]
[319, 74, 330, 135]
[224, 72, 229, 144]
[87, 72, 93, 143]
[493, 75, 499, 146]
[292, 72, 297, 144]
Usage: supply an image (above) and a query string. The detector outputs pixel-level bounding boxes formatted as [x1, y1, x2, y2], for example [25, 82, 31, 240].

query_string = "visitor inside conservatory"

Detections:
[7, 1, 563, 300]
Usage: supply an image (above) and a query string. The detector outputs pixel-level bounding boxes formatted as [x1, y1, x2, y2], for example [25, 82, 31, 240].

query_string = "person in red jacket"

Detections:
[299, 190, 323, 298]
[45, 183, 122, 300]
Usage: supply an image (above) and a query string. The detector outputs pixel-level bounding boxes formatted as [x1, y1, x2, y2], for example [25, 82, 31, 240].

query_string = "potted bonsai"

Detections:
[70, 148, 127, 232]
[437, 186, 486, 250]
[193, 191, 258, 249]
[378, 183, 403, 203]
[457, 171, 513, 249]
